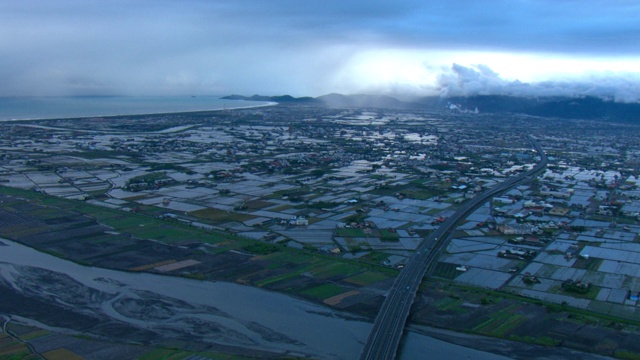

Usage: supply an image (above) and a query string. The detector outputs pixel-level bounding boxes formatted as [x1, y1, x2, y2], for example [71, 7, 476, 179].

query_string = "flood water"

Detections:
[0, 239, 509, 359]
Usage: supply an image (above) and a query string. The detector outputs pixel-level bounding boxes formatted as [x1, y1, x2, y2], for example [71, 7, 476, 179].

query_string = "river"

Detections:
[0, 238, 510, 359]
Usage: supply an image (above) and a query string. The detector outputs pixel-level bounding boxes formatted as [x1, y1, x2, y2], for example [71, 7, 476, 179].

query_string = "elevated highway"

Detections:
[359, 138, 547, 360]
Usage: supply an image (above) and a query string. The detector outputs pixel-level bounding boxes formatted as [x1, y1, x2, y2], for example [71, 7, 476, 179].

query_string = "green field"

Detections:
[358, 251, 390, 265]
[572, 257, 603, 271]
[253, 252, 393, 289]
[190, 208, 256, 223]
[433, 296, 463, 311]
[301, 283, 349, 300]
[379, 228, 400, 241]
[473, 305, 527, 337]
[344, 271, 389, 286]
[254, 256, 385, 288]
[335, 227, 367, 237]
[401, 188, 440, 200]
[309, 262, 363, 279]
[432, 262, 463, 280]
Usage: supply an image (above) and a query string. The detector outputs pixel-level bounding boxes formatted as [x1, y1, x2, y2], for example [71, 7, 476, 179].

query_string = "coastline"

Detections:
[0, 97, 278, 122]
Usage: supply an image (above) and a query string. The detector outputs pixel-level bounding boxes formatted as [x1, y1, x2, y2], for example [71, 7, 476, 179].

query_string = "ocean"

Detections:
[0, 96, 272, 121]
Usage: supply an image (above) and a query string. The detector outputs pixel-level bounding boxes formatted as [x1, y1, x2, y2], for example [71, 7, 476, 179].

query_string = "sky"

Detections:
[2, 0, 640, 101]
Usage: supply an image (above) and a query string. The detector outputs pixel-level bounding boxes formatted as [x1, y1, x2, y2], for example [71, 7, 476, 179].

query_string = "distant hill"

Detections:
[223, 93, 640, 122]
[315, 93, 414, 108]
[221, 94, 317, 103]
[222, 93, 415, 109]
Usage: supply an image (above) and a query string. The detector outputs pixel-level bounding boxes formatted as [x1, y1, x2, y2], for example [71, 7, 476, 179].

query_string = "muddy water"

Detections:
[0, 239, 508, 359]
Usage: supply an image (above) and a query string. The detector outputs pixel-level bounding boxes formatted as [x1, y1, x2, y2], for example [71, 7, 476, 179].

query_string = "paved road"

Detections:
[359, 137, 548, 360]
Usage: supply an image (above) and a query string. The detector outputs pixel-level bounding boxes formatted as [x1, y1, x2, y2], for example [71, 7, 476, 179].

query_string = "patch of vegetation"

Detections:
[572, 257, 603, 271]
[42, 249, 66, 259]
[243, 243, 279, 255]
[244, 199, 273, 210]
[472, 304, 526, 337]
[432, 262, 462, 280]
[343, 213, 368, 224]
[509, 335, 561, 347]
[306, 201, 341, 209]
[309, 169, 327, 178]
[561, 280, 597, 298]
[301, 283, 348, 300]
[616, 350, 640, 360]
[401, 188, 440, 200]
[335, 227, 367, 237]
[309, 262, 362, 279]
[433, 296, 463, 311]
[370, 174, 393, 180]
[190, 208, 255, 223]
[146, 163, 195, 174]
[344, 271, 388, 286]
[184, 273, 207, 280]
[358, 251, 390, 265]
[379, 229, 400, 242]
[125, 172, 176, 191]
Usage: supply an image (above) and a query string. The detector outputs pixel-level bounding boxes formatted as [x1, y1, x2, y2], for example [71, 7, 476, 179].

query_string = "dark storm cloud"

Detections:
[1, 0, 639, 97]
[207, 0, 640, 55]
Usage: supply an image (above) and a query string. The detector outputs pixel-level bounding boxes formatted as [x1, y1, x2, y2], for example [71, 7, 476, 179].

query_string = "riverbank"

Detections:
[404, 325, 612, 360]
[0, 238, 523, 360]
[0, 239, 367, 359]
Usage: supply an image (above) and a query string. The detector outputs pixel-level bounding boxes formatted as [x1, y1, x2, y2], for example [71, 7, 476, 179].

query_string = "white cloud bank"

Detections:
[436, 64, 640, 102]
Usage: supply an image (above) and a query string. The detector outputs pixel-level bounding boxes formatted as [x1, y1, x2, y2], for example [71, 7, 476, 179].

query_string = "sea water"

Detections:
[0, 96, 272, 121]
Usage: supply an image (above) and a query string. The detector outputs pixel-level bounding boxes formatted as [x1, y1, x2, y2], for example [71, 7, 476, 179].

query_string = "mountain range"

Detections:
[222, 94, 640, 122]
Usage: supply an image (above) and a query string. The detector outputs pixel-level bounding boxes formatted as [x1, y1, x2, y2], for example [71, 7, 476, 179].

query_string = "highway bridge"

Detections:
[359, 137, 548, 360]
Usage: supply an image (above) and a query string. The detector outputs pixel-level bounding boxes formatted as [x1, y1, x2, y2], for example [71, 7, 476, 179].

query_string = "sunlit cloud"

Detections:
[2, 1, 640, 99]
[326, 47, 640, 101]
[434, 62, 640, 102]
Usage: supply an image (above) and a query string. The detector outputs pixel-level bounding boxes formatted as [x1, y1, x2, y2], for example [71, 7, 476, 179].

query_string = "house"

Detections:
[292, 215, 308, 226]
[498, 223, 539, 235]
[509, 209, 530, 219]
[494, 196, 514, 204]
[540, 187, 572, 199]
[549, 207, 571, 216]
